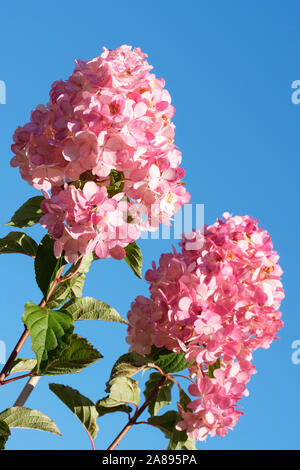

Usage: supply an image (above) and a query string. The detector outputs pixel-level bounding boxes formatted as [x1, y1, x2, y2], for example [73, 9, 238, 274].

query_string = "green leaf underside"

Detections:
[46, 280, 73, 310]
[68, 274, 86, 298]
[99, 349, 189, 416]
[152, 347, 192, 374]
[10, 358, 37, 375]
[147, 384, 196, 450]
[47, 275, 87, 310]
[148, 411, 196, 450]
[148, 410, 177, 439]
[49, 384, 98, 440]
[106, 348, 190, 385]
[96, 403, 132, 418]
[169, 389, 196, 450]
[107, 352, 151, 384]
[98, 376, 140, 408]
[6, 196, 44, 228]
[0, 232, 38, 257]
[73, 252, 94, 274]
[0, 420, 10, 450]
[0, 407, 61, 435]
[47, 253, 94, 309]
[144, 372, 173, 416]
[22, 301, 74, 374]
[124, 242, 143, 279]
[34, 234, 66, 297]
[63, 296, 127, 324]
[168, 426, 196, 450]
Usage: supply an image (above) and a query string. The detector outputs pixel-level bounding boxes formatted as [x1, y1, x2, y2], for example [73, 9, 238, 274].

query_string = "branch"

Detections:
[0, 372, 32, 386]
[172, 373, 195, 384]
[8, 263, 76, 405]
[0, 327, 30, 383]
[107, 374, 168, 450]
[14, 376, 40, 406]
[0, 264, 64, 386]
[57, 256, 83, 283]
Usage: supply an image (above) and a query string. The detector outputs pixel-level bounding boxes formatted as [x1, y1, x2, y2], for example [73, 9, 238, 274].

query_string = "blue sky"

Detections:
[0, 0, 299, 450]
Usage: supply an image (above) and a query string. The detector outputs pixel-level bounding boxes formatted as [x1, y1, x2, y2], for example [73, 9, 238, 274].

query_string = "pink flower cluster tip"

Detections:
[126, 213, 284, 441]
[11, 45, 190, 262]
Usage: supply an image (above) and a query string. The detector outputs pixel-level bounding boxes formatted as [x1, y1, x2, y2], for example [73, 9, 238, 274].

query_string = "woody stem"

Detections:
[107, 374, 168, 450]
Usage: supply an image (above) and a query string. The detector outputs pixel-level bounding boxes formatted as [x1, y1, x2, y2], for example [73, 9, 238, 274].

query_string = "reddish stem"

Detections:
[172, 373, 195, 384]
[0, 372, 32, 386]
[135, 421, 165, 431]
[85, 430, 95, 451]
[57, 257, 83, 283]
[107, 375, 168, 450]
[0, 264, 65, 385]
[0, 328, 30, 384]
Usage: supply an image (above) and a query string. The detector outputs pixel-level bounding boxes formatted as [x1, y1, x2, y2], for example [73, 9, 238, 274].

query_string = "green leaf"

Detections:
[47, 253, 94, 309]
[98, 376, 140, 408]
[22, 301, 74, 374]
[49, 384, 98, 440]
[6, 196, 44, 228]
[69, 274, 87, 298]
[96, 403, 132, 418]
[63, 296, 127, 324]
[107, 170, 124, 197]
[168, 426, 196, 450]
[98, 352, 150, 411]
[169, 434, 196, 450]
[181, 438, 197, 450]
[105, 351, 155, 393]
[34, 234, 66, 297]
[0, 232, 38, 257]
[70, 170, 95, 190]
[146, 376, 196, 449]
[10, 358, 37, 375]
[107, 352, 150, 384]
[168, 390, 196, 450]
[148, 410, 178, 439]
[46, 280, 73, 310]
[208, 358, 221, 378]
[148, 410, 196, 450]
[144, 372, 173, 416]
[73, 252, 94, 274]
[0, 407, 61, 435]
[0, 420, 10, 450]
[63, 252, 94, 280]
[124, 241, 142, 279]
[152, 347, 192, 374]
[178, 388, 192, 412]
[42, 334, 102, 375]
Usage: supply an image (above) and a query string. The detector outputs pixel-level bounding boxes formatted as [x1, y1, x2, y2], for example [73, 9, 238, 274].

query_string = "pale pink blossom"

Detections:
[126, 214, 284, 441]
[11, 45, 190, 261]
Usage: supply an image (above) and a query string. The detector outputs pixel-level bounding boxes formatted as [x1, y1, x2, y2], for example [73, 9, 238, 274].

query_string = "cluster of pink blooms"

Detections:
[11, 45, 189, 262]
[126, 213, 284, 441]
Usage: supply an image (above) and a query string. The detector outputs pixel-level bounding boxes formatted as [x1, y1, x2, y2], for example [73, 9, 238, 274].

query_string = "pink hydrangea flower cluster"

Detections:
[11, 45, 190, 261]
[126, 213, 284, 441]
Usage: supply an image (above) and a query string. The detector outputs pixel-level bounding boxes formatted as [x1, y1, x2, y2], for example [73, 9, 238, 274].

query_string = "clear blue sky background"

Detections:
[0, 0, 299, 450]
